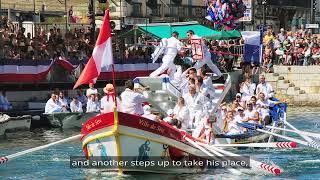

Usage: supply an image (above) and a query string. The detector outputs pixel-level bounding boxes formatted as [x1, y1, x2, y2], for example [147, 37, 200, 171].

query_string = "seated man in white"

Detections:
[243, 102, 260, 124]
[45, 94, 63, 113]
[70, 97, 83, 113]
[223, 111, 242, 135]
[58, 91, 69, 109]
[256, 92, 282, 125]
[142, 105, 157, 121]
[86, 94, 100, 113]
[120, 80, 149, 115]
[173, 97, 190, 130]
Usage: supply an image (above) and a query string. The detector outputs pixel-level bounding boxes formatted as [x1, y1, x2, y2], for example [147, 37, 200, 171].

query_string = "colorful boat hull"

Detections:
[81, 111, 210, 174]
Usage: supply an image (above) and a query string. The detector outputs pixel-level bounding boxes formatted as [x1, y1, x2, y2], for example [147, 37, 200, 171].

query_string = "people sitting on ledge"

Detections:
[70, 97, 83, 113]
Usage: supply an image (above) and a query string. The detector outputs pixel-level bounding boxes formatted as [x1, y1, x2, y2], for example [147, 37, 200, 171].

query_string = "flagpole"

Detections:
[111, 64, 117, 107]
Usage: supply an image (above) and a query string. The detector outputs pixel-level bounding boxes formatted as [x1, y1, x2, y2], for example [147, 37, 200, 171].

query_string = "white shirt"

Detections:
[120, 88, 148, 115]
[100, 95, 121, 113]
[256, 99, 276, 118]
[58, 98, 69, 107]
[45, 98, 62, 113]
[240, 82, 256, 101]
[70, 101, 83, 113]
[226, 121, 242, 135]
[199, 84, 215, 99]
[244, 109, 259, 124]
[183, 92, 208, 113]
[234, 114, 247, 123]
[173, 105, 190, 130]
[163, 37, 182, 55]
[86, 88, 98, 97]
[86, 99, 100, 112]
[256, 82, 274, 99]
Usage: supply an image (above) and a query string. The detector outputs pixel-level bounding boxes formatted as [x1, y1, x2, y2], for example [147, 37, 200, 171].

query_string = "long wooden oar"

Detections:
[255, 128, 315, 148]
[199, 142, 282, 175]
[0, 134, 81, 165]
[283, 119, 320, 149]
[184, 137, 242, 175]
[212, 142, 297, 149]
[266, 125, 320, 139]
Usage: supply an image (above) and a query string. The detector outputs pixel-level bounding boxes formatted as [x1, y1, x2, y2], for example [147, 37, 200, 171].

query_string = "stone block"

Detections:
[277, 82, 290, 90]
[289, 83, 295, 87]
[278, 76, 285, 80]
[294, 87, 300, 90]
[263, 73, 278, 82]
[299, 90, 306, 94]
[287, 87, 299, 96]
[273, 73, 279, 76]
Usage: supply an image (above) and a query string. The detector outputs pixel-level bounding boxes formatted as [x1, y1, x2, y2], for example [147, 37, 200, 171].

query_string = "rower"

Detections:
[150, 31, 182, 79]
[45, 93, 63, 113]
[243, 101, 260, 124]
[173, 97, 190, 130]
[240, 76, 256, 103]
[222, 111, 242, 135]
[100, 84, 121, 113]
[70, 97, 83, 113]
[186, 30, 222, 78]
[120, 80, 149, 115]
[256, 92, 282, 125]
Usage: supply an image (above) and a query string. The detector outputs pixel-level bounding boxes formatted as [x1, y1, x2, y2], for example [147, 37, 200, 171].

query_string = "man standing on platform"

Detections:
[186, 30, 222, 78]
[150, 31, 182, 79]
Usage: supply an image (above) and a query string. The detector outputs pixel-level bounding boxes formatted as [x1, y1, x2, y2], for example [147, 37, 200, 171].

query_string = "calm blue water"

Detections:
[1, 107, 320, 180]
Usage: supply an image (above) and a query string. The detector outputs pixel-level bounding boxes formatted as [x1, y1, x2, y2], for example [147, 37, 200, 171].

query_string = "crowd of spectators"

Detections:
[263, 25, 320, 71]
[0, 16, 95, 61]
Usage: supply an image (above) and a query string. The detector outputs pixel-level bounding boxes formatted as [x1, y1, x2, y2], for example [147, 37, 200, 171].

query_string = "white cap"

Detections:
[236, 93, 242, 97]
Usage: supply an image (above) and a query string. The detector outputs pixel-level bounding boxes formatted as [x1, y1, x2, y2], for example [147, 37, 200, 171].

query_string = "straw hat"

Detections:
[103, 84, 114, 93]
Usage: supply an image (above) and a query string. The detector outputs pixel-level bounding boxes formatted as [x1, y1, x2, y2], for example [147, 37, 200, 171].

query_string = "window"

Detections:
[131, 3, 142, 17]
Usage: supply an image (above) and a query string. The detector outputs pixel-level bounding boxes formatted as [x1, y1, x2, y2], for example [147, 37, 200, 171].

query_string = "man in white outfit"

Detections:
[150, 31, 182, 79]
[45, 94, 63, 113]
[120, 80, 149, 115]
[183, 85, 209, 128]
[256, 74, 274, 99]
[187, 30, 222, 77]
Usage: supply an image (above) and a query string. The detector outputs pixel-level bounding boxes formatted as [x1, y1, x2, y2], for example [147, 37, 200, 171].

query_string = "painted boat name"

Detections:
[139, 119, 165, 134]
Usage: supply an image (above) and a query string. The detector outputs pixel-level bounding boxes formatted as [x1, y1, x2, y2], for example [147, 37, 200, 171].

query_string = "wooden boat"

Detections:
[0, 114, 10, 137]
[5, 115, 32, 132]
[80, 76, 232, 173]
[44, 112, 99, 129]
[81, 110, 210, 173]
[214, 103, 287, 145]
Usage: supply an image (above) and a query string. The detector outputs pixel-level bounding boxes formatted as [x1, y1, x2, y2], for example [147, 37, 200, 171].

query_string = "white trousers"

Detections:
[193, 53, 222, 77]
[150, 54, 177, 79]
